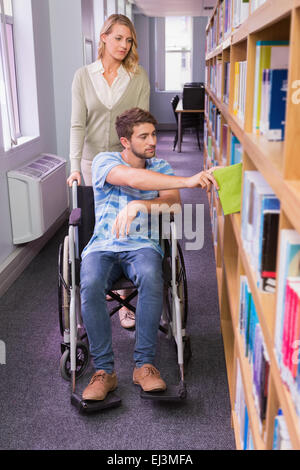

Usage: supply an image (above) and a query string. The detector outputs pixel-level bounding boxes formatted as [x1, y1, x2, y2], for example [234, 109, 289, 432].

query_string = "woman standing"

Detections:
[67, 14, 150, 329]
[67, 14, 150, 187]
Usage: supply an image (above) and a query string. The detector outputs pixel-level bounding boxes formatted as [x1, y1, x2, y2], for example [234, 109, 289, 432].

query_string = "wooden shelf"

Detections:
[205, 0, 300, 450]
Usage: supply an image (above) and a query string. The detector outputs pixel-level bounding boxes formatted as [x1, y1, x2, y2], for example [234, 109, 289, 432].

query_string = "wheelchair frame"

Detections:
[58, 182, 191, 412]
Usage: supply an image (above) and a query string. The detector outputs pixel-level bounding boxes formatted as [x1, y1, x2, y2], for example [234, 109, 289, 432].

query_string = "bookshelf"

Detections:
[205, 0, 300, 450]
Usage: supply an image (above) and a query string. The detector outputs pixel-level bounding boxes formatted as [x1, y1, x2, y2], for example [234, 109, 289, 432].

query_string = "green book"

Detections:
[213, 163, 242, 216]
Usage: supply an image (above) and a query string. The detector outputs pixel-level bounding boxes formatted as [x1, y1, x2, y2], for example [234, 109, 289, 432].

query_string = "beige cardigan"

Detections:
[69, 64, 150, 173]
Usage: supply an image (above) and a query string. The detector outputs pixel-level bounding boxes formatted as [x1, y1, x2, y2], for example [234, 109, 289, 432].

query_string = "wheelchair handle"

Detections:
[72, 180, 78, 209]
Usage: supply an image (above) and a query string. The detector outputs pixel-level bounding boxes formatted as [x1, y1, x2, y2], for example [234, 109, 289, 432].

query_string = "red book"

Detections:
[282, 282, 292, 369]
[291, 286, 300, 378]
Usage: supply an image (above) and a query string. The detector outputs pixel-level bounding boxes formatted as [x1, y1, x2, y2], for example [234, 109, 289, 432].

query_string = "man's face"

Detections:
[128, 123, 157, 160]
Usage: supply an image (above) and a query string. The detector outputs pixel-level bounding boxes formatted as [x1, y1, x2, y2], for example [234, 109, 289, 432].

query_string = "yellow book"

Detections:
[233, 61, 240, 116]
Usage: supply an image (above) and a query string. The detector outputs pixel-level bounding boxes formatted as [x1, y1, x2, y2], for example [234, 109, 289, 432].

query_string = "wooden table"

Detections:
[175, 99, 204, 152]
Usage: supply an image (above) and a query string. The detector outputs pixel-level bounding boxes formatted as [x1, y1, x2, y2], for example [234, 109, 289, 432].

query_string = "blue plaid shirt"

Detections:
[81, 152, 174, 259]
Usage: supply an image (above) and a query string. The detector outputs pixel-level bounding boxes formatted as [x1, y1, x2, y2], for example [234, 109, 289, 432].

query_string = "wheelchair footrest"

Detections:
[71, 392, 122, 414]
[140, 381, 187, 401]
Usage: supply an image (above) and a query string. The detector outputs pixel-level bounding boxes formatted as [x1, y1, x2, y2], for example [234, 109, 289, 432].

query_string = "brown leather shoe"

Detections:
[133, 364, 167, 392]
[82, 370, 117, 401]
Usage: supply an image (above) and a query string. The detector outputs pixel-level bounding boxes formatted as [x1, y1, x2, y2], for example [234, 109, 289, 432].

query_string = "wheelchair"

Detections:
[57, 182, 191, 413]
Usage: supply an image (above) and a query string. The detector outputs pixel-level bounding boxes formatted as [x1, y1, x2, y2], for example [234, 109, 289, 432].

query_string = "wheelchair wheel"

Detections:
[60, 340, 90, 381]
[165, 241, 188, 329]
[58, 236, 70, 336]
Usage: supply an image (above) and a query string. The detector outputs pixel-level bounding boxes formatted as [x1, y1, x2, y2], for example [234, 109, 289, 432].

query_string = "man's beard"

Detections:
[130, 143, 156, 160]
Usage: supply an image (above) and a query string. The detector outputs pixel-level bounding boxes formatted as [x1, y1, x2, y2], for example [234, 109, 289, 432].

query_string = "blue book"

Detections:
[266, 69, 288, 141]
[244, 406, 249, 450]
[248, 296, 259, 364]
[230, 134, 242, 165]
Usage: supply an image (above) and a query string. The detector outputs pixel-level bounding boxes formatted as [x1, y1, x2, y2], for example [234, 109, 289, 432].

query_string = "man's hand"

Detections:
[187, 170, 219, 192]
[112, 201, 147, 238]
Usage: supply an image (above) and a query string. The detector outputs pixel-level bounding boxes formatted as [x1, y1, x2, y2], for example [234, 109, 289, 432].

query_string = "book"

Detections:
[213, 162, 242, 215]
[241, 171, 269, 253]
[223, 62, 230, 105]
[241, 171, 279, 288]
[259, 210, 280, 291]
[265, 69, 288, 141]
[233, 61, 247, 122]
[253, 41, 289, 135]
[230, 133, 242, 165]
[274, 230, 300, 368]
[222, 123, 228, 165]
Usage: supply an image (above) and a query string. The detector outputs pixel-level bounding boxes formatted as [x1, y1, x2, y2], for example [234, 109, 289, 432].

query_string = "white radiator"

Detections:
[7, 153, 68, 244]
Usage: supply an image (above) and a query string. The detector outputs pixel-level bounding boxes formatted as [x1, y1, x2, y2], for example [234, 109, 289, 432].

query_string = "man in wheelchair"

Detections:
[80, 107, 218, 402]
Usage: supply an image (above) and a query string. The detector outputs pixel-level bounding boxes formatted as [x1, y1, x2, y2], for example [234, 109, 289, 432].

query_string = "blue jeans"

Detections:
[80, 248, 164, 373]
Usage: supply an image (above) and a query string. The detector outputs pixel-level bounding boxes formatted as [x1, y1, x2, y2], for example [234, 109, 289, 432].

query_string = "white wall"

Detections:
[0, 0, 85, 269]
[0, 0, 58, 266]
[49, 0, 84, 168]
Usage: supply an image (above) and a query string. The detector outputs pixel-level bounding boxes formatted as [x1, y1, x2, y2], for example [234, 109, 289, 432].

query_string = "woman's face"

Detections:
[102, 23, 133, 62]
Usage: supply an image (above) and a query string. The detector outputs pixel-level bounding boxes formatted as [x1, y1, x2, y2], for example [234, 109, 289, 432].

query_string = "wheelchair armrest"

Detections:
[69, 207, 82, 226]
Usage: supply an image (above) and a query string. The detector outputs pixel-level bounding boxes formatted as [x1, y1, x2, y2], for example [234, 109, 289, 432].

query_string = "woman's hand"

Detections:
[112, 201, 147, 238]
[67, 171, 81, 187]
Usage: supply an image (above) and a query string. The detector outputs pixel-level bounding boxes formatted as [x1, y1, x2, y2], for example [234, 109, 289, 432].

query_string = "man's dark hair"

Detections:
[115, 107, 157, 140]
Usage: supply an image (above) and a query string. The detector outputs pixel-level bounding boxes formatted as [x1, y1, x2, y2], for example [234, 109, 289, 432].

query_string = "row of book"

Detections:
[239, 276, 270, 425]
[205, 100, 242, 169]
[233, 60, 247, 123]
[207, 58, 223, 100]
[206, 0, 233, 54]
[204, 125, 218, 169]
[253, 41, 289, 141]
[241, 171, 280, 292]
[274, 229, 300, 417]
[236, 364, 292, 449]
[223, 62, 230, 105]
[207, 0, 257, 55]
[232, 0, 250, 30]
[207, 100, 222, 148]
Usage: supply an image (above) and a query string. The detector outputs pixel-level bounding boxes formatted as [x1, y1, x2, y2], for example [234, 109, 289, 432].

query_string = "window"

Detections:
[165, 16, 192, 91]
[117, 0, 125, 14]
[0, 0, 19, 149]
[0, 0, 39, 152]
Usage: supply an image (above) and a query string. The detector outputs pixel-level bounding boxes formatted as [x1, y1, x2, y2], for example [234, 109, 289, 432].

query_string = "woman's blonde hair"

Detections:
[98, 14, 139, 74]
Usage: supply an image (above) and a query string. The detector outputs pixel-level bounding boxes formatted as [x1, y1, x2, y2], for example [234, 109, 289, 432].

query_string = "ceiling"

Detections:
[133, 0, 217, 17]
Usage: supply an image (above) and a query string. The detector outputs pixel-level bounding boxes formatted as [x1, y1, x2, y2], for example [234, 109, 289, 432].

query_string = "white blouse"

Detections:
[87, 59, 132, 109]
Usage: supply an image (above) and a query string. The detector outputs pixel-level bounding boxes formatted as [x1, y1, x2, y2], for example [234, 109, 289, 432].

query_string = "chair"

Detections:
[57, 183, 191, 413]
[171, 94, 203, 151]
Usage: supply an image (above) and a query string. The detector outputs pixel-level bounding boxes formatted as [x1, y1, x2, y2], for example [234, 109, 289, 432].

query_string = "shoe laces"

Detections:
[142, 365, 159, 377]
[90, 371, 106, 385]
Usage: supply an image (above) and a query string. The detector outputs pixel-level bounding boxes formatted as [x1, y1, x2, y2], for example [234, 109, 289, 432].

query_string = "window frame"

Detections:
[0, 0, 20, 148]
[0, 0, 40, 155]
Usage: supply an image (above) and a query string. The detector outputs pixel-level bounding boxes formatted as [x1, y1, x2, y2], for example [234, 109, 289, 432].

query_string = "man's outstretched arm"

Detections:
[106, 165, 219, 192]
